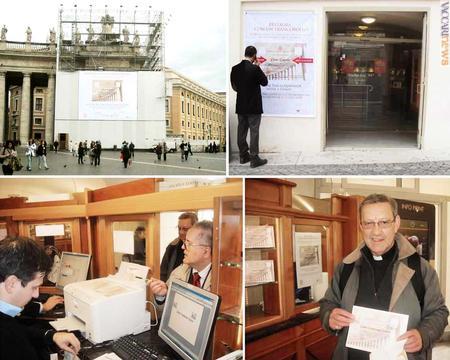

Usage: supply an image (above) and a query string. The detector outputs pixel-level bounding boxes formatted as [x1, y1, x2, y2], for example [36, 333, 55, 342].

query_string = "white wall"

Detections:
[230, 0, 450, 153]
[55, 71, 166, 149]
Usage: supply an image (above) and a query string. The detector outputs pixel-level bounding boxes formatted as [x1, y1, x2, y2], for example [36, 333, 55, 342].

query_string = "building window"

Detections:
[188, 103, 190, 114]
[193, 135, 196, 140]
[193, 104, 195, 116]
[35, 98, 43, 111]
[34, 117, 43, 126]
[165, 99, 170, 113]
[193, 122, 196, 128]
[14, 99, 18, 112]
[202, 108, 204, 118]
[166, 119, 169, 126]
[188, 122, 190, 128]
[197, 106, 199, 115]
[182, 101, 184, 113]
[182, 121, 185, 127]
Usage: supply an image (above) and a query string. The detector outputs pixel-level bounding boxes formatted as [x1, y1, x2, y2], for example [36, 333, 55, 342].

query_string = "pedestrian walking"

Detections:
[179, 142, 185, 161]
[156, 143, 162, 161]
[188, 142, 193, 156]
[121, 143, 131, 168]
[77, 142, 84, 164]
[129, 142, 135, 158]
[25, 139, 36, 171]
[53, 140, 59, 153]
[162, 142, 168, 161]
[36, 140, 49, 170]
[0, 140, 17, 175]
[94, 141, 101, 166]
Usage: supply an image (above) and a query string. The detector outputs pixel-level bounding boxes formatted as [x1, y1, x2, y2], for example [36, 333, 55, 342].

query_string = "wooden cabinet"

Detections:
[212, 196, 243, 358]
[245, 179, 350, 360]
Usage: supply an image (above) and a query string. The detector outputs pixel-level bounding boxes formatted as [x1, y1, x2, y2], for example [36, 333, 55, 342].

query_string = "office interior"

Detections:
[245, 177, 450, 359]
[0, 177, 243, 360]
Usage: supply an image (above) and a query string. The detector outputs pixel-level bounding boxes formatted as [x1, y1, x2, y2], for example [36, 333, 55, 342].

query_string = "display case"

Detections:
[245, 215, 283, 331]
[245, 179, 350, 360]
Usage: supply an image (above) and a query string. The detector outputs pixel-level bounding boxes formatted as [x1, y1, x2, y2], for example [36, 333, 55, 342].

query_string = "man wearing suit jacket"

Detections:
[231, 45, 268, 168]
[149, 220, 213, 311]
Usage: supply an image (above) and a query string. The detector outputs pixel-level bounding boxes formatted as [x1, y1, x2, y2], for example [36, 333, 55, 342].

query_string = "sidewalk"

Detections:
[229, 148, 450, 175]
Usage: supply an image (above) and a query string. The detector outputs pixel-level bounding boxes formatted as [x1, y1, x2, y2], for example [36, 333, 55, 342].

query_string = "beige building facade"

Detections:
[165, 69, 226, 146]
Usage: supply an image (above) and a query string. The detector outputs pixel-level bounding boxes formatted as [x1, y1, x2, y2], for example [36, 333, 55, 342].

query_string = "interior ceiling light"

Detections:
[361, 16, 376, 24]
[358, 25, 369, 30]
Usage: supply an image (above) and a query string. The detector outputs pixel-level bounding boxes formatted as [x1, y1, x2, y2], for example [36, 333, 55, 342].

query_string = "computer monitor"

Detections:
[56, 252, 91, 290]
[158, 279, 221, 360]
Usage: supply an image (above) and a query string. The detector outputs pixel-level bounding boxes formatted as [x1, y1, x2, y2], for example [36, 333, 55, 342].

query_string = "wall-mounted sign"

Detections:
[244, 11, 316, 117]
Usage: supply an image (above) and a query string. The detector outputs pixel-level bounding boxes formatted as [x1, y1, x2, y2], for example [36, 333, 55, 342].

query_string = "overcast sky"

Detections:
[0, 0, 226, 92]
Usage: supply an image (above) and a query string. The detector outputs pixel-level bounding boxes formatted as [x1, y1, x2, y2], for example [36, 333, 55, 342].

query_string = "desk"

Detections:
[78, 325, 179, 360]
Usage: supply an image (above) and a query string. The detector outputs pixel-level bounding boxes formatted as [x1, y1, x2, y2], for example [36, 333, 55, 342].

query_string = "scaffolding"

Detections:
[57, 5, 164, 72]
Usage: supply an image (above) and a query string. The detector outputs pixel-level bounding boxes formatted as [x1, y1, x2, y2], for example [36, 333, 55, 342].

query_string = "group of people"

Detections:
[179, 141, 193, 161]
[206, 141, 220, 153]
[0, 212, 212, 359]
[0, 139, 50, 175]
[72, 140, 102, 166]
[120, 141, 135, 168]
[154, 142, 168, 161]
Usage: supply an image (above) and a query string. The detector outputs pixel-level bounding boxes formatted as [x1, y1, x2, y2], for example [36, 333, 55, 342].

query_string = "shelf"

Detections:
[218, 305, 243, 325]
[245, 281, 278, 288]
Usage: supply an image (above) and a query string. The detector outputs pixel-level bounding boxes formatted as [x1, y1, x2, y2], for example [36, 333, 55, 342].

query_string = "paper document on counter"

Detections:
[346, 306, 408, 354]
[50, 316, 86, 332]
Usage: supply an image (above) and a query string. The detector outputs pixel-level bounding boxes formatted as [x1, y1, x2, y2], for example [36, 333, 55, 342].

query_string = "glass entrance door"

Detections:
[328, 39, 421, 133]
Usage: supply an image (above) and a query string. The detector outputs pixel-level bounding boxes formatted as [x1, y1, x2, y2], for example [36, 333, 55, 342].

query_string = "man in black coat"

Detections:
[230, 45, 268, 168]
[0, 236, 80, 359]
[160, 212, 198, 282]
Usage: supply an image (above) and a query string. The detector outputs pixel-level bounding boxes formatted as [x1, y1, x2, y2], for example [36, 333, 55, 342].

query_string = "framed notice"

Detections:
[244, 11, 316, 117]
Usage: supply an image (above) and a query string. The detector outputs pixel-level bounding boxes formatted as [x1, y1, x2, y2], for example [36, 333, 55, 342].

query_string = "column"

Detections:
[19, 72, 31, 144]
[0, 72, 5, 143]
[45, 73, 55, 144]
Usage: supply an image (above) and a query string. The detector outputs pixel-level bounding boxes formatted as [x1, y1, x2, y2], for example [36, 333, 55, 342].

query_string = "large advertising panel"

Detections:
[78, 71, 138, 120]
[244, 11, 316, 117]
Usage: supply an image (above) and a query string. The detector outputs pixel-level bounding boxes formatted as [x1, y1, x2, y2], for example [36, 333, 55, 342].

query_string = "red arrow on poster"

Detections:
[292, 57, 314, 64]
[257, 56, 267, 64]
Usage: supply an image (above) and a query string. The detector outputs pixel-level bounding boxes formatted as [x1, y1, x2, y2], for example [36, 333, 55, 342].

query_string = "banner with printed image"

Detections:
[244, 11, 316, 117]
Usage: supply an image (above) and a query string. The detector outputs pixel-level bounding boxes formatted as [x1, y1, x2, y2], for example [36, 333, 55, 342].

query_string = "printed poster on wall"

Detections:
[244, 11, 316, 117]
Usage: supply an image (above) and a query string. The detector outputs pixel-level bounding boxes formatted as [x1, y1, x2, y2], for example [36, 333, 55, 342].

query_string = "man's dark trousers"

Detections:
[237, 114, 261, 157]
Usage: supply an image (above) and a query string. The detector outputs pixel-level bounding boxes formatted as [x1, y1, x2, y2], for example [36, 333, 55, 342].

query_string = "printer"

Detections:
[57, 262, 151, 343]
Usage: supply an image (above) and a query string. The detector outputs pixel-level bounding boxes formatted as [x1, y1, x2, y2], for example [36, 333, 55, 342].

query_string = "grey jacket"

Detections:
[319, 234, 449, 360]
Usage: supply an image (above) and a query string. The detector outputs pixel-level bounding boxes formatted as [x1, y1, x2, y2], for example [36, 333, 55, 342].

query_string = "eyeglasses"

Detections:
[183, 240, 210, 249]
[361, 218, 396, 230]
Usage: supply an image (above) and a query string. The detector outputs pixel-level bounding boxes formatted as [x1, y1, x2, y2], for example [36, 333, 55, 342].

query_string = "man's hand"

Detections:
[398, 329, 423, 353]
[149, 278, 168, 297]
[53, 332, 80, 355]
[329, 308, 354, 331]
[42, 295, 64, 312]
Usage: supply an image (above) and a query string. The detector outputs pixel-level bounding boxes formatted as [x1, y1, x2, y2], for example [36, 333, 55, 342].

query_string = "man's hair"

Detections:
[178, 212, 198, 225]
[244, 46, 257, 58]
[359, 193, 398, 218]
[135, 226, 145, 234]
[190, 220, 213, 247]
[0, 236, 52, 286]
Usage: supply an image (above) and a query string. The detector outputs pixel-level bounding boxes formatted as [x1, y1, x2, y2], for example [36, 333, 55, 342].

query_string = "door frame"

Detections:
[323, 7, 430, 149]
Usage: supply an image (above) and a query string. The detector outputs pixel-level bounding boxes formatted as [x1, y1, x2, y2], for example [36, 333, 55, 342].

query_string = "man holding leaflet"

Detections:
[319, 194, 448, 359]
[150, 220, 213, 309]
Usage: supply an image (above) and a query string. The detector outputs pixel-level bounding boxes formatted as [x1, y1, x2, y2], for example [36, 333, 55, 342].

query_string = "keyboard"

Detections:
[112, 335, 162, 360]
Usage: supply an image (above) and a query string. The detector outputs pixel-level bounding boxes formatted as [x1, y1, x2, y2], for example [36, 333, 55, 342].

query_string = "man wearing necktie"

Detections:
[150, 220, 213, 310]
